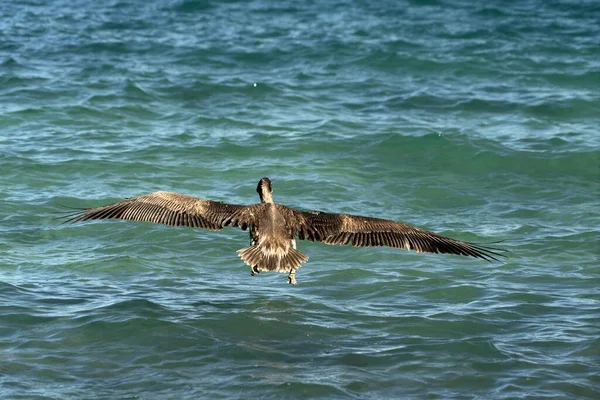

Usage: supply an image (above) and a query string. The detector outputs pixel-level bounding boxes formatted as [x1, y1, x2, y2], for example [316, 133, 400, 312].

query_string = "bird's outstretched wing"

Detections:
[60, 191, 258, 231]
[293, 210, 507, 262]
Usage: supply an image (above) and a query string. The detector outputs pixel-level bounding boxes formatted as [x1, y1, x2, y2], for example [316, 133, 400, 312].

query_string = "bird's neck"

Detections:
[260, 190, 274, 204]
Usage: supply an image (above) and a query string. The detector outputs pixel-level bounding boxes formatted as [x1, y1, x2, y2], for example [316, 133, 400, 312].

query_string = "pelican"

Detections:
[62, 177, 506, 285]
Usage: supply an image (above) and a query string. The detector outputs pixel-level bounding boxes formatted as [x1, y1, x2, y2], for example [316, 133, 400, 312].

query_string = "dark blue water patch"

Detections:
[0, 57, 29, 70]
[170, 0, 219, 13]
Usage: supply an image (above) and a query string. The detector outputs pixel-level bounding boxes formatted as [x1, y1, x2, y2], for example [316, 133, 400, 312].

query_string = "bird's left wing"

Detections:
[61, 191, 257, 231]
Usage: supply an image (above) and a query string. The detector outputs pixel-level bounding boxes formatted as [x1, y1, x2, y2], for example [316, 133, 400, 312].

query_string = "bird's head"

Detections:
[257, 177, 273, 203]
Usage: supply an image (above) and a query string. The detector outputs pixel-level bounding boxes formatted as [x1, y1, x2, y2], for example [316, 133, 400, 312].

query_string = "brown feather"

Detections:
[62, 191, 257, 232]
[294, 211, 506, 262]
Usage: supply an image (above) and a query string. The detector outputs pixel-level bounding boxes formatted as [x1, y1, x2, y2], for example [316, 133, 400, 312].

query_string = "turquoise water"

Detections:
[1, 0, 599, 398]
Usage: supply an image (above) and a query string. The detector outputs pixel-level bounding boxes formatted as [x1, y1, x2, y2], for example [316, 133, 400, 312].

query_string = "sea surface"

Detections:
[1, 0, 599, 398]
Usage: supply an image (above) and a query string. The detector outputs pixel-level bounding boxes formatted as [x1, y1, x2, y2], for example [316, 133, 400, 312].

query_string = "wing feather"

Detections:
[294, 210, 507, 262]
[61, 191, 257, 231]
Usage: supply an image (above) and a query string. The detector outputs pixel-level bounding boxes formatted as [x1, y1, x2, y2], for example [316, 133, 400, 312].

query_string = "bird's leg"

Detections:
[288, 240, 298, 284]
[288, 269, 297, 285]
[249, 231, 260, 276]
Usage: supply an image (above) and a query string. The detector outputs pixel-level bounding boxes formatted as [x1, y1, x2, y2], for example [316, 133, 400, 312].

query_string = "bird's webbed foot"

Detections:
[250, 265, 260, 276]
[288, 269, 297, 285]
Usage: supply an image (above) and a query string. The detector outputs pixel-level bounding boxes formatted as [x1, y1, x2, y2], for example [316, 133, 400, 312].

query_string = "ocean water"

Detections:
[1, 0, 599, 398]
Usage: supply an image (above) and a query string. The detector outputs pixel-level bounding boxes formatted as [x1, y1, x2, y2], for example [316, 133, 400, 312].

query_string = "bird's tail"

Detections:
[237, 245, 308, 273]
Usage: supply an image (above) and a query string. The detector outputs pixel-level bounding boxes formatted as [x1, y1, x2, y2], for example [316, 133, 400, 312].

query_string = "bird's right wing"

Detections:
[292, 209, 506, 262]
[60, 191, 258, 231]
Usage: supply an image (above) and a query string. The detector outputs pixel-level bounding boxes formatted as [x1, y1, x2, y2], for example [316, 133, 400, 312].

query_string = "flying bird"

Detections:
[62, 177, 506, 285]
